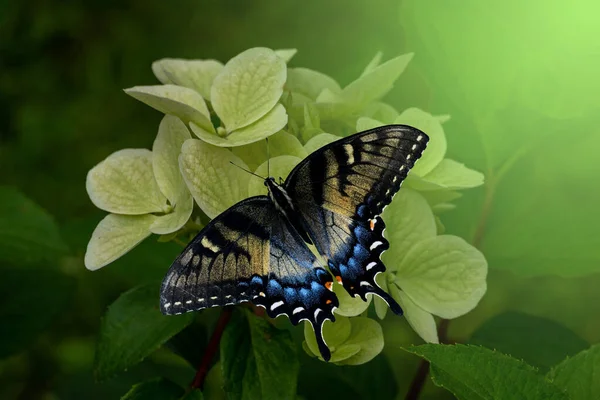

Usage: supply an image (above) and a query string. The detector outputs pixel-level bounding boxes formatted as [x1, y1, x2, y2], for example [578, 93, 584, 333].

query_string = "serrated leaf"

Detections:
[0, 268, 74, 358]
[95, 284, 194, 381]
[153, 116, 192, 204]
[332, 282, 371, 317]
[336, 317, 384, 366]
[548, 344, 600, 400]
[286, 68, 341, 100]
[85, 214, 156, 270]
[303, 133, 341, 154]
[248, 155, 302, 197]
[232, 131, 307, 171]
[407, 159, 484, 191]
[381, 189, 437, 271]
[150, 192, 193, 235]
[394, 108, 446, 177]
[121, 378, 184, 400]
[124, 85, 213, 132]
[303, 316, 352, 362]
[389, 284, 438, 344]
[221, 311, 299, 400]
[406, 344, 568, 400]
[0, 187, 68, 265]
[274, 49, 297, 63]
[87, 149, 168, 215]
[211, 48, 286, 132]
[190, 103, 287, 147]
[395, 235, 487, 319]
[356, 116, 384, 132]
[470, 311, 589, 372]
[341, 53, 413, 108]
[151, 58, 224, 100]
[179, 139, 248, 219]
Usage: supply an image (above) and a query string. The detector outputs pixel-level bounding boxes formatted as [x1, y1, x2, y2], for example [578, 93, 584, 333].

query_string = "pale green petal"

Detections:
[374, 273, 390, 320]
[248, 155, 301, 197]
[407, 159, 484, 191]
[335, 317, 384, 366]
[361, 102, 399, 123]
[124, 85, 213, 132]
[152, 116, 192, 204]
[333, 282, 371, 317]
[274, 49, 297, 63]
[211, 48, 286, 132]
[304, 133, 341, 154]
[356, 116, 384, 132]
[341, 53, 414, 107]
[395, 235, 488, 319]
[436, 114, 451, 124]
[149, 192, 193, 235]
[419, 190, 462, 207]
[190, 103, 287, 147]
[360, 52, 383, 77]
[286, 67, 341, 100]
[303, 316, 352, 360]
[86, 149, 167, 215]
[394, 108, 446, 177]
[389, 284, 439, 344]
[381, 189, 437, 271]
[232, 131, 307, 171]
[179, 139, 249, 219]
[151, 58, 224, 100]
[84, 214, 156, 270]
[315, 89, 355, 120]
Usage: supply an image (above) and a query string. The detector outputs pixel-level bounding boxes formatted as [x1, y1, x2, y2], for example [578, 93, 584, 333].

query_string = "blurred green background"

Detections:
[1, 0, 599, 399]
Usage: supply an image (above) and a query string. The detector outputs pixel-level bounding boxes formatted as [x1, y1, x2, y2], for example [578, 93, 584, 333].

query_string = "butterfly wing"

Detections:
[160, 196, 338, 360]
[285, 125, 429, 312]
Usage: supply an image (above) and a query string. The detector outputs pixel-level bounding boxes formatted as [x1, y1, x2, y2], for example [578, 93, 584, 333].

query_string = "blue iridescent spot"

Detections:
[250, 276, 263, 286]
[353, 225, 369, 243]
[267, 279, 283, 296]
[357, 204, 369, 218]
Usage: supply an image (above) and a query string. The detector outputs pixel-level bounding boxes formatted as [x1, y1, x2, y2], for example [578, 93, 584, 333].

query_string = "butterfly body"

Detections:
[160, 125, 429, 361]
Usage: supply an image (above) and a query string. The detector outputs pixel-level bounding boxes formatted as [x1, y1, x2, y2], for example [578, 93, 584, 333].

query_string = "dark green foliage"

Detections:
[121, 378, 184, 400]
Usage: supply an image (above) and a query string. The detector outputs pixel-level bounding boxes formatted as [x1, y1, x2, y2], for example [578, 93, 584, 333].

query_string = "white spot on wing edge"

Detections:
[370, 241, 384, 250]
[270, 300, 284, 311]
[416, 134, 423, 142]
[366, 261, 377, 271]
[163, 303, 171, 308]
[293, 307, 304, 315]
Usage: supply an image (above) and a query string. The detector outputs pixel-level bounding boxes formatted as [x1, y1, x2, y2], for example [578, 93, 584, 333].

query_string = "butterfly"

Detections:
[160, 124, 429, 361]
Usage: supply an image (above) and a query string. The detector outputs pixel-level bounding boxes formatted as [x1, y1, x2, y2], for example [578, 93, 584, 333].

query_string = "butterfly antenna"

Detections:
[229, 161, 265, 180]
[266, 137, 271, 177]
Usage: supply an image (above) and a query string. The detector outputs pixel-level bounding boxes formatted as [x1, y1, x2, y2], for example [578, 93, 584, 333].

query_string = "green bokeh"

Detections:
[1, 0, 599, 399]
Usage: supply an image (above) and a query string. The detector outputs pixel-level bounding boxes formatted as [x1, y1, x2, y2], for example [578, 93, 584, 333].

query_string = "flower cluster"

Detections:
[85, 47, 487, 365]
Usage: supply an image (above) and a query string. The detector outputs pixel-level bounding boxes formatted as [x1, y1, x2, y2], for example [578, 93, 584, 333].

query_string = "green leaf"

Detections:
[303, 316, 353, 363]
[221, 311, 299, 400]
[381, 189, 437, 271]
[332, 282, 371, 317]
[178, 139, 249, 219]
[341, 53, 413, 108]
[389, 284, 439, 344]
[406, 344, 568, 400]
[180, 390, 204, 400]
[95, 284, 194, 381]
[151, 58, 224, 101]
[86, 149, 168, 215]
[406, 159, 484, 191]
[274, 48, 297, 63]
[152, 116, 192, 204]
[548, 344, 600, 400]
[211, 47, 286, 132]
[419, 190, 463, 208]
[360, 52, 383, 77]
[335, 317, 384, 366]
[355, 116, 384, 132]
[395, 235, 487, 319]
[124, 85, 213, 132]
[0, 187, 68, 266]
[286, 68, 341, 100]
[470, 311, 589, 372]
[121, 378, 184, 400]
[303, 133, 341, 154]
[248, 155, 302, 197]
[85, 214, 156, 270]
[0, 267, 74, 358]
[232, 131, 307, 171]
[394, 108, 446, 177]
[150, 192, 193, 235]
[190, 103, 287, 147]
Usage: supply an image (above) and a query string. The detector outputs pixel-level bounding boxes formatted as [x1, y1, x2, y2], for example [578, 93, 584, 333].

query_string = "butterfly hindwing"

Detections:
[160, 197, 338, 360]
[285, 125, 429, 310]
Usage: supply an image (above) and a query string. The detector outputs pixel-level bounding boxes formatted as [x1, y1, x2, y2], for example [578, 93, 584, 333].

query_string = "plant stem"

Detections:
[190, 307, 233, 390]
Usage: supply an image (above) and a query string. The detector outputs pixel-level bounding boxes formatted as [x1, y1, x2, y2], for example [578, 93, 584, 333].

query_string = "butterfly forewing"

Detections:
[285, 125, 429, 308]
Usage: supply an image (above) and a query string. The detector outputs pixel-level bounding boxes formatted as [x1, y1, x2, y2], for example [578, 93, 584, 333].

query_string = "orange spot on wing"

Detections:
[335, 276, 343, 284]
[369, 219, 376, 231]
[325, 281, 333, 290]
[326, 299, 332, 305]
